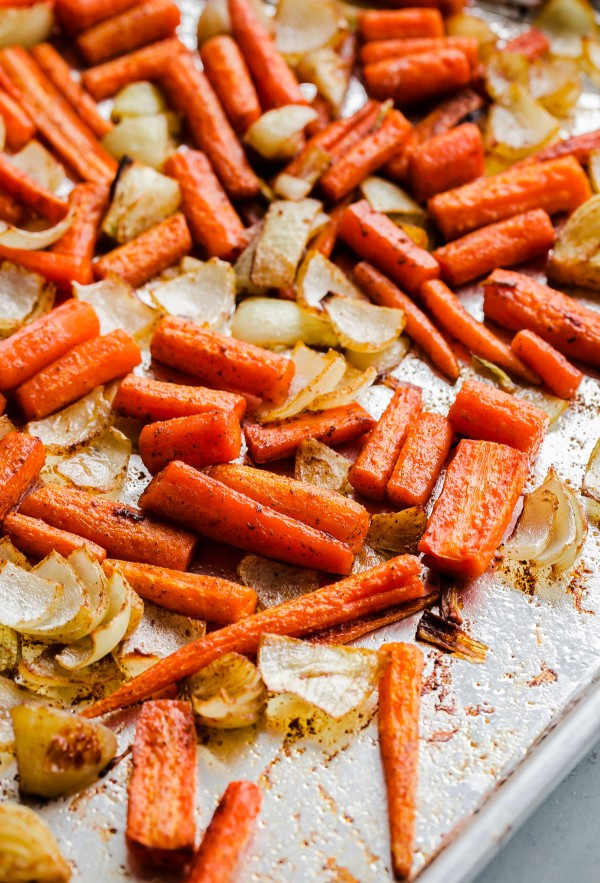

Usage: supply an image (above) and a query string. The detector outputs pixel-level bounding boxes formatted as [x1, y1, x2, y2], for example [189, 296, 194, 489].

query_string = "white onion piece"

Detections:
[67, 548, 110, 633]
[251, 199, 322, 289]
[188, 652, 266, 728]
[244, 106, 318, 160]
[583, 438, 600, 502]
[233, 222, 264, 295]
[0, 675, 46, 752]
[516, 387, 569, 427]
[197, 0, 230, 44]
[297, 249, 363, 312]
[0, 803, 71, 883]
[325, 295, 405, 353]
[361, 176, 426, 218]
[501, 489, 559, 560]
[258, 343, 346, 423]
[297, 46, 350, 112]
[102, 161, 181, 243]
[0, 209, 73, 250]
[275, 0, 339, 55]
[10, 140, 65, 192]
[74, 275, 158, 340]
[294, 438, 351, 493]
[232, 297, 337, 349]
[0, 2, 54, 49]
[0, 537, 29, 568]
[549, 193, 600, 290]
[26, 386, 113, 453]
[485, 86, 560, 161]
[309, 364, 377, 410]
[0, 561, 62, 633]
[112, 81, 167, 120]
[103, 114, 171, 170]
[30, 552, 93, 642]
[535, 0, 597, 58]
[116, 604, 205, 679]
[345, 337, 411, 374]
[149, 259, 236, 330]
[55, 427, 132, 495]
[0, 261, 54, 337]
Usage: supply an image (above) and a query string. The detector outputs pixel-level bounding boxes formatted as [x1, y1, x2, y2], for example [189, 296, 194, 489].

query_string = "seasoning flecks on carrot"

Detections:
[76, 0, 181, 65]
[113, 374, 247, 423]
[139, 411, 243, 475]
[200, 35, 261, 136]
[364, 49, 472, 108]
[3, 512, 107, 562]
[387, 412, 454, 508]
[82, 37, 187, 100]
[511, 329, 583, 400]
[0, 432, 45, 523]
[358, 8, 445, 41]
[0, 152, 69, 225]
[360, 36, 478, 68]
[408, 122, 484, 203]
[0, 85, 35, 149]
[51, 182, 109, 261]
[0, 247, 93, 288]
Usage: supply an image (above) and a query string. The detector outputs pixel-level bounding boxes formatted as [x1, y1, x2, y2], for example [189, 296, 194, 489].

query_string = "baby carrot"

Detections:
[503, 27, 549, 59]
[51, 182, 109, 261]
[3, 512, 107, 562]
[358, 9, 445, 41]
[56, 0, 139, 33]
[418, 439, 528, 578]
[140, 460, 356, 574]
[113, 374, 247, 423]
[379, 642, 424, 881]
[338, 199, 440, 296]
[200, 35, 261, 135]
[104, 560, 257, 623]
[0, 248, 92, 287]
[360, 36, 478, 68]
[244, 404, 375, 463]
[82, 37, 187, 100]
[348, 385, 422, 501]
[526, 130, 600, 166]
[364, 49, 472, 107]
[511, 330, 583, 400]
[207, 463, 370, 552]
[408, 122, 484, 203]
[184, 782, 262, 883]
[0, 299, 99, 392]
[19, 485, 198, 570]
[139, 411, 243, 475]
[94, 212, 192, 288]
[387, 412, 454, 508]
[0, 85, 34, 149]
[0, 432, 45, 522]
[77, 0, 180, 64]
[15, 328, 142, 420]
[0, 153, 68, 224]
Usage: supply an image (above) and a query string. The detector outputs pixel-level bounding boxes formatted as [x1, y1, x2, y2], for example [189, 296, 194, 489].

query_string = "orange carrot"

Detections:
[0, 153, 68, 224]
[360, 36, 478, 68]
[0, 392, 5, 415]
[207, 463, 370, 552]
[104, 559, 257, 623]
[306, 94, 331, 137]
[525, 130, 600, 166]
[420, 279, 538, 383]
[358, 9, 445, 41]
[3, 512, 107, 561]
[140, 460, 356, 574]
[83, 554, 425, 717]
[19, 485, 198, 570]
[77, 0, 180, 64]
[483, 269, 600, 369]
[511, 329, 583, 400]
[408, 122, 484, 202]
[0, 192, 24, 226]
[0, 247, 92, 288]
[0, 85, 35, 149]
[503, 28, 549, 59]
[164, 151, 246, 259]
[200, 35, 261, 135]
[184, 782, 262, 883]
[0, 432, 45, 522]
[151, 316, 295, 405]
[364, 49, 471, 107]
[379, 642, 424, 881]
[113, 374, 247, 423]
[311, 199, 350, 258]
[387, 412, 454, 508]
[82, 37, 187, 100]
[244, 404, 375, 464]
[418, 439, 528, 578]
[0, 299, 99, 392]
[51, 182, 109, 261]
[127, 700, 196, 867]
[338, 199, 440, 296]
[429, 156, 592, 241]
[15, 329, 142, 420]
[308, 593, 436, 645]
[348, 385, 422, 501]
[94, 212, 192, 288]
[56, 0, 139, 33]
[139, 411, 243, 475]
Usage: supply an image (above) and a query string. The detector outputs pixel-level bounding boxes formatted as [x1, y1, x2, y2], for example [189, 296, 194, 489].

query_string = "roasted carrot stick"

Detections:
[420, 279, 538, 383]
[0, 85, 34, 149]
[56, 0, 139, 33]
[0, 392, 5, 415]
[483, 269, 600, 369]
[94, 213, 192, 288]
[114, 375, 247, 423]
[0, 153, 68, 224]
[364, 49, 472, 107]
[0, 432, 45, 522]
[104, 559, 257, 623]
[408, 122, 484, 203]
[525, 130, 600, 166]
[163, 151, 246, 259]
[200, 35, 261, 136]
[127, 700, 196, 867]
[511, 330, 583, 400]
[387, 412, 453, 508]
[360, 36, 478, 68]
[77, 0, 180, 64]
[418, 439, 528, 578]
[338, 200, 440, 296]
[83, 554, 425, 717]
[244, 404, 375, 464]
[139, 411, 242, 475]
[0, 247, 92, 288]
[51, 182, 109, 261]
[379, 642, 424, 881]
[19, 485, 197, 570]
[448, 378, 549, 461]
[3, 512, 107, 562]
[308, 594, 436, 646]
[140, 460, 355, 574]
[429, 156, 591, 241]
[358, 9, 445, 41]
[184, 781, 262, 883]
[503, 28, 549, 59]
[0, 192, 23, 225]
[348, 385, 422, 501]
[207, 463, 370, 552]
[16, 329, 142, 420]
[83, 37, 187, 100]
[151, 316, 294, 405]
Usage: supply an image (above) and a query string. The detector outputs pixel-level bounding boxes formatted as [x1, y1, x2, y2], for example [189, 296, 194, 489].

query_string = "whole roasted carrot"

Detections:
[56, 0, 139, 33]
[114, 374, 247, 423]
[511, 330, 583, 400]
[503, 27, 549, 59]
[200, 35, 261, 135]
[184, 782, 262, 883]
[0, 153, 68, 224]
[77, 0, 180, 64]
[338, 200, 440, 296]
[364, 49, 472, 107]
[360, 36, 478, 68]
[0, 432, 45, 522]
[140, 461, 356, 574]
[358, 9, 444, 41]
[379, 642, 424, 881]
[19, 485, 197, 569]
[0, 85, 34, 149]
[0, 247, 92, 287]
[408, 122, 484, 203]
[308, 594, 437, 646]
[525, 130, 600, 166]
[139, 411, 243, 475]
[387, 412, 453, 508]
[3, 512, 107, 561]
[51, 182, 109, 261]
[16, 329, 141, 420]
[207, 463, 370, 552]
[83, 37, 187, 100]
[151, 316, 294, 405]
[0, 299, 99, 391]
[94, 213, 192, 288]
[348, 386, 422, 501]
[104, 559, 257, 623]
[83, 554, 425, 717]
[244, 404, 375, 463]
[418, 439, 528, 578]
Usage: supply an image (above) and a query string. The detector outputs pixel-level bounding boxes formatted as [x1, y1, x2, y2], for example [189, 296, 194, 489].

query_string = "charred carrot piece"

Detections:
[0, 299, 99, 392]
[151, 316, 294, 405]
[360, 36, 478, 68]
[94, 212, 192, 288]
[503, 28, 549, 59]
[483, 269, 600, 369]
[244, 404, 375, 464]
[0, 85, 34, 150]
[379, 642, 424, 881]
[0, 247, 92, 288]
[200, 35, 261, 136]
[77, 0, 180, 64]
[0, 432, 45, 522]
[56, 0, 139, 33]
[104, 559, 257, 623]
[114, 375, 247, 423]
[83, 37, 187, 100]
[139, 411, 242, 475]
[358, 9, 444, 41]
[19, 485, 197, 570]
[83, 554, 425, 717]
[0, 153, 68, 224]
[348, 386, 422, 501]
[184, 782, 262, 883]
[387, 412, 454, 508]
[511, 330, 583, 400]
[408, 122, 484, 203]
[15, 329, 142, 421]
[420, 279, 538, 384]
[338, 200, 440, 296]
[127, 700, 196, 867]
[418, 439, 528, 578]
[525, 130, 600, 166]
[364, 49, 472, 107]
[0, 192, 24, 226]
[51, 182, 109, 261]
[308, 594, 436, 646]
[3, 512, 107, 561]
[140, 460, 355, 574]
[207, 463, 370, 552]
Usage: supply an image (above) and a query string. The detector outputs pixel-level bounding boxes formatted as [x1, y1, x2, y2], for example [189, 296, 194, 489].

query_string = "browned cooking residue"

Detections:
[324, 857, 361, 883]
[422, 651, 457, 715]
[465, 703, 496, 717]
[510, 562, 537, 596]
[528, 661, 557, 687]
[44, 722, 102, 773]
[427, 726, 460, 743]
[567, 563, 595, 615]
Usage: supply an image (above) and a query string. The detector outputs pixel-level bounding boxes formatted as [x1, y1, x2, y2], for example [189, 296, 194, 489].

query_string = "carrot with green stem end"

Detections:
[358, 9, 445, 41]
[76, 0, 180, 64]
[200, 35, 261, 136]
[4, 512, 107, 561]
[0, 432, 45, 522]
[82, 37, 187, 100]
[503, 28, 549, 59]
[511, 330, 583, 400]
[364, 49, 472, 107]
[56, 0, 139, 33]
[360, 36, 479, 68]
[0, 85, 34, 149]
[408, 122, 484, 203]
[0, 248, 92, 288]
[51, 182, 109, 261]
[387, 412, 453, 508]
[113, 375, 247, 423]
[139, 411, 243, 475]
[0, 153, 68, 224]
